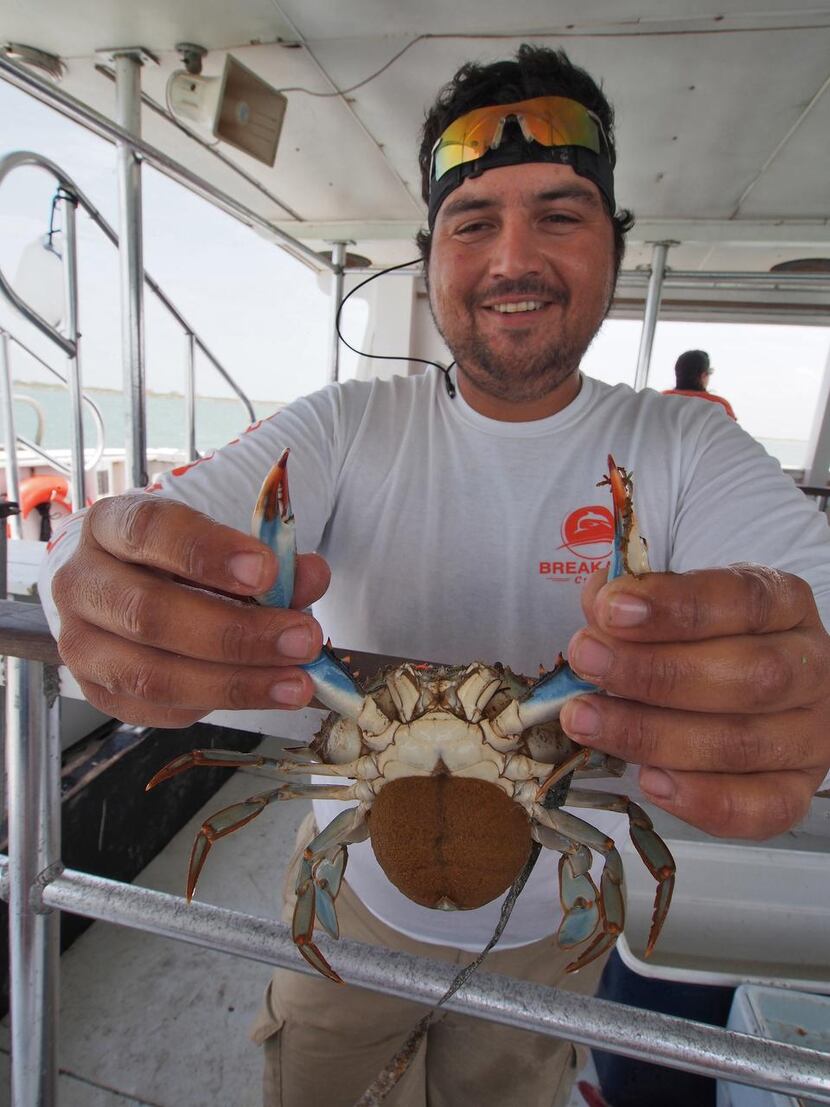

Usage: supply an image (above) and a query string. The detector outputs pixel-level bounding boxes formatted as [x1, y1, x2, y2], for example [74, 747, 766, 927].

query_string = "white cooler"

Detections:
[716, 984, 830, 1107]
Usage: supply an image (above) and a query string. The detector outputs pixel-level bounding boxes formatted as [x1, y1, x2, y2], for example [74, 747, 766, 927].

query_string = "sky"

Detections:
[1, 77, 828, 463]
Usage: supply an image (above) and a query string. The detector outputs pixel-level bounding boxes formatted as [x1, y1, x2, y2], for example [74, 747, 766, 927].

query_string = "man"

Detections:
[662, 349, 737, 420]
[41, 44, 830, 1107]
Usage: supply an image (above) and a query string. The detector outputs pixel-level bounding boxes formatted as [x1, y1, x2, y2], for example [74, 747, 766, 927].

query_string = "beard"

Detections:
[430, 276, 608, 404]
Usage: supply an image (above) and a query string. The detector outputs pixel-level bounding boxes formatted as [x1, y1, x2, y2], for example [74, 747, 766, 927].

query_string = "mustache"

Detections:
[474, 279, 569, 306]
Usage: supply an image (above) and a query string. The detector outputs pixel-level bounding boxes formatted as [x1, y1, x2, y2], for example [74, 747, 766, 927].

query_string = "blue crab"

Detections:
[148, 452, 675, 983]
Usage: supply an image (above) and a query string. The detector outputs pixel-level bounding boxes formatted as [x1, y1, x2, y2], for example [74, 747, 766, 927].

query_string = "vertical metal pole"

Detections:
[328, 241, 347, 383]
[7, 659, 61, 1106]
[184, 331, 197, 462]
[0, 501, 19, 856]
[114, 51, 148, 488]
[633, 241, 672, 391]
[62, 193, 86, 515]
[805, 340, 830, 486]
[0, 330, 22, 538]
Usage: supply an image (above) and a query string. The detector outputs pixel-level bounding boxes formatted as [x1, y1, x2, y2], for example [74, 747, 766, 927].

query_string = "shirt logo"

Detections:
[539, 504, 613, 583]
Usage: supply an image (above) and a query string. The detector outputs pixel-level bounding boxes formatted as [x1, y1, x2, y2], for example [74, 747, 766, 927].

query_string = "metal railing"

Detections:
[0, 150, 259, 500]
[0, 56, 331, 276]
[798, 484, 830, 513]
[1, 603, 829, 1105]
[0, 328, 107, 538]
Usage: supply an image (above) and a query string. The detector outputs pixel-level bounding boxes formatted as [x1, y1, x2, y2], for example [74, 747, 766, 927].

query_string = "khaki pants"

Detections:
[251, 813, 608, 1107]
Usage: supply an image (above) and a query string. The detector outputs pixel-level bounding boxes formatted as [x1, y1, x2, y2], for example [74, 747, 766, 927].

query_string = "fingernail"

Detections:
[277, 625, 313, 659]
[229, 551, 267, 588]
[269, 678, 308, 706]
[606, 592, 650, 627]
[570, 634, 612, 679]
[640, 767, 675, 800]
[561, 699, 600, 741]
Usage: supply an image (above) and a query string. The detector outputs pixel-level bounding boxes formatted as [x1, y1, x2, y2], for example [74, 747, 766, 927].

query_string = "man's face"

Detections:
[427, 162, 616, 415]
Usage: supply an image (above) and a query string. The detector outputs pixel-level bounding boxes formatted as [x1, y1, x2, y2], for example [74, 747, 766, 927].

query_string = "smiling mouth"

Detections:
[488, 300, 547, 314]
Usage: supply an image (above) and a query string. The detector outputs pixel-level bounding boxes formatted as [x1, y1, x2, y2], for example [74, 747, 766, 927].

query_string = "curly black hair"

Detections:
[415, 44, 633, 274]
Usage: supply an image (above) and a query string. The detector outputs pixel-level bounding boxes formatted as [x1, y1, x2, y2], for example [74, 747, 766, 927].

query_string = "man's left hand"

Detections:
[560, 565, 830, 839]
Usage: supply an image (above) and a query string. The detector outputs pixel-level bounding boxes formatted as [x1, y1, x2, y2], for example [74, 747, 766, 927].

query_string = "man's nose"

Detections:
[487, 219, 545, 280]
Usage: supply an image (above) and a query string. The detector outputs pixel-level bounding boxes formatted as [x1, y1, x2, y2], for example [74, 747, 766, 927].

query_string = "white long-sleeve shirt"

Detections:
[40, 370, 830, 949]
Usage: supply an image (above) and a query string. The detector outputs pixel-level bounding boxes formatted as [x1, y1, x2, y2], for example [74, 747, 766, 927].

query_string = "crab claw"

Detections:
[252, 455, 391, 734]
[252, 448, 296, 609]
[490, 459, 650, 736]
[603, 455, 650, 579]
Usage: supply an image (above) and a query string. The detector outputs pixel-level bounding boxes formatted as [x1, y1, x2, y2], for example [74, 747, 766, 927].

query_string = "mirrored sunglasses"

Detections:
[430, 95, 608, 183]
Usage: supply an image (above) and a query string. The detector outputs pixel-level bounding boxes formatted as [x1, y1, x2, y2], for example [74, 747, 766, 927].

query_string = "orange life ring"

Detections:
[19, 474, 71, 518]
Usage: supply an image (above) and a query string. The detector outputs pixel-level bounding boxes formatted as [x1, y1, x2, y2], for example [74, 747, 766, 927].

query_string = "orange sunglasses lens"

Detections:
[431, 96, 603, 182]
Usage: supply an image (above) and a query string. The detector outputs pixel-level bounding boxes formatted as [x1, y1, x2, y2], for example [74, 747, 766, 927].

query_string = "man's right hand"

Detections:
[51, 494, 329, 727]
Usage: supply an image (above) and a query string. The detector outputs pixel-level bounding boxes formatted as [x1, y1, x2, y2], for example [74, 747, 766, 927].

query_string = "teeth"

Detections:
[492, 301, 544, 313]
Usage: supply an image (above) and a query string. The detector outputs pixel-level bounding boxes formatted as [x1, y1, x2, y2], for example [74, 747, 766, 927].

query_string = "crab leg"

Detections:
[293, 806, 370, 983]
[533, 803, 625, 971]
[565, 788, 675, 956]
[252, 454, 390, 734]
[182, 787, 290, 900]
[490, 656, 598, 737]
[304, 646, 388, 731]
[146, 747, 315, 789]
[157, 771, 366, 900]
[146, 747, 381, 789]
[533, 824, 601, 948]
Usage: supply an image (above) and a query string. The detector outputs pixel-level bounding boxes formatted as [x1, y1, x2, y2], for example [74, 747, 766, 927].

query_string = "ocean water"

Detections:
[6, 382, 808, 471]
[9, 382, 282, 455]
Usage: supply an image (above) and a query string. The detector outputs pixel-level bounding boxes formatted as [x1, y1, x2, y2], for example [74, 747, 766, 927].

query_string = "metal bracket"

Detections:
[32, 862, 65, 914]
[175, 43, 207, 75]
[95, 46, 160, 67]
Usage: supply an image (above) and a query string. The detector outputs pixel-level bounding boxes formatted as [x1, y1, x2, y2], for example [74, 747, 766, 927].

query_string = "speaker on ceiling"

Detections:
[167, 54, 287, 167]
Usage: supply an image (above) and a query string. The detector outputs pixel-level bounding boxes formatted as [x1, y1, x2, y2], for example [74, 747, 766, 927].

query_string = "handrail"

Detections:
[1, 600, 830, 1103]
[12, 394, 44, 445]
[0, 150, 258, 431]
[798, 484, 830, 513]
[3, 858, 830, 1102]
[4, 328, 106, 474]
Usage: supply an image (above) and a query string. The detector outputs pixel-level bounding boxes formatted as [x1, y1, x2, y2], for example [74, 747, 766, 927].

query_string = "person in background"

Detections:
[662, 348, 737, 420]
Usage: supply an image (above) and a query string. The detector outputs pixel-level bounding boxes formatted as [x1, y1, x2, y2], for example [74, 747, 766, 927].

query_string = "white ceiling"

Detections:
[2, 1, 829, 274]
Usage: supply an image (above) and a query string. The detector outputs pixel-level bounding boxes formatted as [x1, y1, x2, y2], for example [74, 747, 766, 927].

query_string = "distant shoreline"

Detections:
[13, 380, 283, 405]
[7, 381, 807, 468]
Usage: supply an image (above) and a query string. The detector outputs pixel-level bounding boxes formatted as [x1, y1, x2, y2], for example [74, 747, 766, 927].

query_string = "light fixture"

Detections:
[14, 224, 64, 331]
[166, 53, 287, 167]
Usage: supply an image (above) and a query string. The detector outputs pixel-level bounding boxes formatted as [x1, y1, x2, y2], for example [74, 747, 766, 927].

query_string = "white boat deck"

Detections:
[0, 737, 597, 1106]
